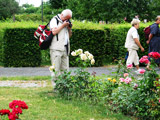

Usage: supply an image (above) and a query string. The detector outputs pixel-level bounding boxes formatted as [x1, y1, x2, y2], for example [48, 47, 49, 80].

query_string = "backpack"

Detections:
[144, 26, 150, 40]
[34, 17, 59, 50]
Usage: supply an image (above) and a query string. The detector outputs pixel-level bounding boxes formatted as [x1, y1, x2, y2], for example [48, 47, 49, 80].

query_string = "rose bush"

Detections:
[0, 100, 28, 120]
[54, 49, 96, 99]
[111, 52, 160, 119]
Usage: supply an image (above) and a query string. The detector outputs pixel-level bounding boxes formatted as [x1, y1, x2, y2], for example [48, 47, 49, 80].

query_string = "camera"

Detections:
[66, 20, 72, 28]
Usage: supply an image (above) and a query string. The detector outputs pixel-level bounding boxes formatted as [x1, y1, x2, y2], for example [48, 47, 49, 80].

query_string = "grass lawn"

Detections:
[0, 77, 134, 120]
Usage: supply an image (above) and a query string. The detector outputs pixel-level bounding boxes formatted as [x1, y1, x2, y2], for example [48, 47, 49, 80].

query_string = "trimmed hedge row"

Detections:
[1, 23, 150, 67]
[70, 29, 106, 66]
[2, 28, 106, 67]
[3, 28, 41, 67]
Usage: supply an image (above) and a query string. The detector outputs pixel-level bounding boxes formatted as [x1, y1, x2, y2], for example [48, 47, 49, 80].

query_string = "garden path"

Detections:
[0, 66, 160, 77]
[0, 66, 160, 88]
[0, 66, 118, 77]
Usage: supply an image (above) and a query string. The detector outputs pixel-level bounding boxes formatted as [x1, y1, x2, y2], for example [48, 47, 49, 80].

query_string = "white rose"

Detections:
[91, 59, 95, 65]
[84, 51, 90, 56]
[71, 51, 77, 56]
[77, 49, 83, 55]
[49, 66, 55, 72]
[49, 64, 55, 72]
[80, 54, 87, 61]
[88, 54, 93, 60]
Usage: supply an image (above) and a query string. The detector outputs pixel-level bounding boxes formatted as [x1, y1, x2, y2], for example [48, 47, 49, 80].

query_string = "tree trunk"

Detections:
[13, 14, 15, 22]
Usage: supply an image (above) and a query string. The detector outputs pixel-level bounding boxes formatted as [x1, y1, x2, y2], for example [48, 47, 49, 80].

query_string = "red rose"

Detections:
[0, 109, 10, 115]
[8, 112, 18, 120]
[148, 52, 160, 59]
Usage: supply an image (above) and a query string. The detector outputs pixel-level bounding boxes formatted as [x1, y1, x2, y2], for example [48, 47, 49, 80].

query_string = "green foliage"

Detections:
[3, 28, 41, 67]
[54, 66, 119, 103]
[64, 0, 153, 22]
[15, 13, 49, 22]
[0, 21, 154, 67]
[55, 68, 92, 99]
[70, 29, 106, 66]
[0, 0, 19, 20]
[111, 58, 160, 119]
[49, 0, 67, 9]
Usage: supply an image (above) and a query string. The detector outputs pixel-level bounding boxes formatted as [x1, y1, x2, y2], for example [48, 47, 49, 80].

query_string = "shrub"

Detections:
[0, 21, 152, 67]
[111, 55, 160, 119]
[70, 29, 106, 66]
[3, 28, 41, 67]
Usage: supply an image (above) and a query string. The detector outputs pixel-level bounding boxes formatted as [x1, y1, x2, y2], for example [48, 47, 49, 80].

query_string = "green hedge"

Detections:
[1, 21, 151, 67]
[15, 14, 53, 22]
[70, 29, 106, 66]
[3, 28, 41, 67]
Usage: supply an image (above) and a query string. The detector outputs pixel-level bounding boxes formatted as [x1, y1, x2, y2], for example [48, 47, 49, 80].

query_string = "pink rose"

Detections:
[124, 77, 132, 84]
[144, 59, 149, 64]
[134, 83, 138, 88]
[133, 83, 138, 89]
[127, 64, 133, 69]
[159, 99, 160, 103]
[124, 73, 129, 77]
[119, 78, 125, 82]
[139, 56, 149, 64]
[139, 69, 146, 74]
[143, 56, 148, 59]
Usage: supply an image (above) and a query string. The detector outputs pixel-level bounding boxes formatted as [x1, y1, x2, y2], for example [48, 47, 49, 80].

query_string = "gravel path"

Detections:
[0, 66, 160, 77]
[0, 67, 160, 88]
[0, 67, 118, 77]
[0, 81, 47, 87]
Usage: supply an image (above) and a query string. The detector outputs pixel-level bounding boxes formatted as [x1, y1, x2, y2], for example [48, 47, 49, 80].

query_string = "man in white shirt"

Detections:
[125, 18, 144, 71]
[49, 9, 72, 88]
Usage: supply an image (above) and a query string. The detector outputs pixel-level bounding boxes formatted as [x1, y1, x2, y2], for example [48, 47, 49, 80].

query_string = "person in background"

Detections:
[146, 16, 160, 69]
[125, 18, 144, 72]
[49, 9, 72, 88]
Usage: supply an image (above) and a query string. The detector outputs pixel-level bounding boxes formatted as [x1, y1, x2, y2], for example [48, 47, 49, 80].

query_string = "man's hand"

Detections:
[140, 47, 144, 52]
[63, 21, 70, 27]
[146, 40, 150, 44]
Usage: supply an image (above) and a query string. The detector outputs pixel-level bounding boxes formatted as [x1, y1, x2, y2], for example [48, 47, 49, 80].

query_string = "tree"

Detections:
[149, 0, 160, 21]
[22, 4, 39, 14]
[49, 0, 67, 9]
[0, 0, 19, 20]
[66, 0, 152, 22]
[47, 0, 158, 22]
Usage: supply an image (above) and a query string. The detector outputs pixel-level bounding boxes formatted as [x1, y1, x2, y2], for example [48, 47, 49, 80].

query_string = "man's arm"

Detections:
[146, 34, 153, 44]
[68, 28, 72, 38]
[52, 21, 69, 35]
[134, 38, 144, 52]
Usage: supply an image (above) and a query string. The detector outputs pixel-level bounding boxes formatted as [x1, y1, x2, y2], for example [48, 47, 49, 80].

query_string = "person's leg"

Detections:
[126, 49, 134, 66]
[61, 50, 69, 72]
[50, 50, 62, 88]
[135, 65, 139, 70]
[133, 50, 139, 70]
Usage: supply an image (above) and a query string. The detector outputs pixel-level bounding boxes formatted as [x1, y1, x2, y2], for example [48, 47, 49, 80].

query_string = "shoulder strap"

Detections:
[55, 17, 59, 41]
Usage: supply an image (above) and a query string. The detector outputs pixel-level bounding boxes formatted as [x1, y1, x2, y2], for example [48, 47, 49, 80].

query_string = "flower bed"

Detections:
[50, 51, 160, 119]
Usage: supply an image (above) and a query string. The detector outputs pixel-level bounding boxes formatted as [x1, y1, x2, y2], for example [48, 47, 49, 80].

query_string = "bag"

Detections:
[34, 17, 59, 50]
[144, 26, 150, 40]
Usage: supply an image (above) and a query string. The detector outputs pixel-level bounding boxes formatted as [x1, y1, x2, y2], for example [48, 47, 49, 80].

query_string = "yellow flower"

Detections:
[108, 78, 112, 81]
[112, 79, 116, 83]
